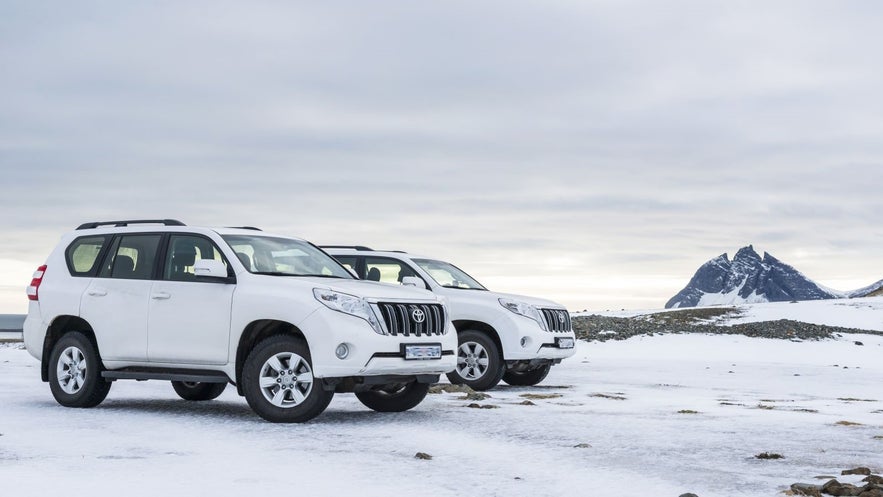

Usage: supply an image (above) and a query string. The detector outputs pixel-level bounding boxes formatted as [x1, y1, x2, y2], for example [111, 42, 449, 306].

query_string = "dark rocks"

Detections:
[465, 403, 498, 409]
[791, 483, 822, 496]
[791, 468, 883, 497]
[678, 493, 699, 497]
[855, 341, 865, 346]
[414, 452, 432, 460]
[755, 452, 784, 460]
[571, 313, 881, 343]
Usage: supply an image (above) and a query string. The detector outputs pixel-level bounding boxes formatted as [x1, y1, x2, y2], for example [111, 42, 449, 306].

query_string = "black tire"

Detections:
[48, 331, 111, 408]
[171, 381, 227, 401]
[445, 329, 505, 391]
[355, 381, 430, 412]
[242, 335, 333, 423]
[502, 364, 552, 386]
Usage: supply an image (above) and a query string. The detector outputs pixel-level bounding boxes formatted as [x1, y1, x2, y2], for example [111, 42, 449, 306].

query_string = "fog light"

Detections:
[520, 337, 529, 348]
[335, 343, 350, 359]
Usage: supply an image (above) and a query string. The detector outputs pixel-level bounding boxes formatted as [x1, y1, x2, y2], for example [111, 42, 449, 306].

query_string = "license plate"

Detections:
[403, 343, 442, 360]
[556, 337, 575, 349]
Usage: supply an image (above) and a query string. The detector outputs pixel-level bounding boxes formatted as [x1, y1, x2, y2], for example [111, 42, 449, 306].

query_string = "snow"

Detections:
[2, 333, 882, 497]
[725, 297, 883, 332]
[696, 281, 770, 307]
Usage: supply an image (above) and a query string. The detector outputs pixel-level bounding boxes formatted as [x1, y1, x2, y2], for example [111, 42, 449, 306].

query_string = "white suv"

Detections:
[325, 247, 576, 390]
[23, 220, 456, 423]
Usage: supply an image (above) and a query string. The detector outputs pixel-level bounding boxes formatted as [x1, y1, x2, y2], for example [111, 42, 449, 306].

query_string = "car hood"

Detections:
[445, 288, 565, 310]
[309, 278, 440, 302]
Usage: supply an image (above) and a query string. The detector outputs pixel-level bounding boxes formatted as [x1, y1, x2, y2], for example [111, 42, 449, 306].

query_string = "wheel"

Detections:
[445, 330, 505, 391]
[502, 363, 552, 386]
[355, 381, 430, 412]
[171, 381, 227, 401]
[48, 331, 111, 408]
[242, 335, 333, 423]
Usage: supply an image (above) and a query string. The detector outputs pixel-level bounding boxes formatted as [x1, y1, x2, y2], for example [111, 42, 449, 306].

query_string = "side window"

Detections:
[364, 257, 419, 285]
[164, 235, 229, 282]
[333, 255, 360, 277]
[65, 236, 109, 276]
[98, 235, 162, 280]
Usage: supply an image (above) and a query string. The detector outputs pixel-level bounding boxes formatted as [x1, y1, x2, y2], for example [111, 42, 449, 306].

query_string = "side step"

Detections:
[102, 368, 230, 383]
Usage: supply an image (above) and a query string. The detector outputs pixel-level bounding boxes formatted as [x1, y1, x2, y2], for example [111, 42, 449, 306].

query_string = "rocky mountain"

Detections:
[666, 245, 879, 308]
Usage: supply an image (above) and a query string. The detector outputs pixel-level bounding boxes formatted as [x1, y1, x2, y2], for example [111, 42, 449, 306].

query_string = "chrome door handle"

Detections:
[151, 292, 171, 300]
[88, 289, 107, 297]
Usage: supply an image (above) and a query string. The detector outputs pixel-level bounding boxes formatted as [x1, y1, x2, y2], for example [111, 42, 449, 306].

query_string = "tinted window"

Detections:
[364, 257, 420, 285]
[65, 236, 109, 276]
[164, 235, 230, 281]
[333, 255, 359, 275]
[99, 235, 162, 280]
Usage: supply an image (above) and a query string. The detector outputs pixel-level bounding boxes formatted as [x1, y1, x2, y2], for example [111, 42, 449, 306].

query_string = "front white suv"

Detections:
[24, 220, 456, 422]
[325, 247, 576, 390]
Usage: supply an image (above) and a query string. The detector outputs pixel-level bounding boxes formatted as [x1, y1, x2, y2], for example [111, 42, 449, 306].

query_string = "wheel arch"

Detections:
[235, 319, 307, 396]
[452, 320, 504, 358]
[41, 315, 99, 382]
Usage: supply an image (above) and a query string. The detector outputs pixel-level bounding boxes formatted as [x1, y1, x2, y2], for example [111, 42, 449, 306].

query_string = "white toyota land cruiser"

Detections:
[324, 247, 576, 390]
[23, 220, 456, 423]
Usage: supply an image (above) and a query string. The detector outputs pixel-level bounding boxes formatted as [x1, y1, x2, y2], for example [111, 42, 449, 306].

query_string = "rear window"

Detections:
[65, 236, 110, 276]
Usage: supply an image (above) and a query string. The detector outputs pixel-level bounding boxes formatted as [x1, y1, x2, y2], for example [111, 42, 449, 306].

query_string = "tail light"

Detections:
[27, 265, 47, 301]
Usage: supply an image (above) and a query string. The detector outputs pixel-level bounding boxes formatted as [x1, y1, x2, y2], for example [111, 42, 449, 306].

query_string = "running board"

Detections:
[102, 369, 230, 383]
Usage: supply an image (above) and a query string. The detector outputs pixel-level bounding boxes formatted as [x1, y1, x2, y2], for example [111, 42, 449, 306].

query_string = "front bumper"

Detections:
[300, 306, 458, 378]
[496, 314, 578, 361]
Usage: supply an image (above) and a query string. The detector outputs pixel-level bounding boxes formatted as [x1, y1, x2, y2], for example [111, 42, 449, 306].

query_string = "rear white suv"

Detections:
[325, 247, 576, 390]
[24, 220, 456, 422]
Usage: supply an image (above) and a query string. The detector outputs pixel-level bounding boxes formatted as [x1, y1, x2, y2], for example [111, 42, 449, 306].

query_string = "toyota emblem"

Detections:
[411, 308, 426, 323]
[557, 311, 566, 324]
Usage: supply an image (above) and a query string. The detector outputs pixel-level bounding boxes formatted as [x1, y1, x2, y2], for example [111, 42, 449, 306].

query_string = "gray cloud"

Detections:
[1, 1, 882, 312]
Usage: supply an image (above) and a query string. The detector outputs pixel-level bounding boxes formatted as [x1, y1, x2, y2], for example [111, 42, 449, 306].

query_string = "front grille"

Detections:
[541, 308, 572, 333]
[376, 303, 446, 337]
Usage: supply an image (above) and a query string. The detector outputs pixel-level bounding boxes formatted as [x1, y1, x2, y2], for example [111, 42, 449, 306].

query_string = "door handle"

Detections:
[87, 289, 107, 297]
[151, 292, 171, 300]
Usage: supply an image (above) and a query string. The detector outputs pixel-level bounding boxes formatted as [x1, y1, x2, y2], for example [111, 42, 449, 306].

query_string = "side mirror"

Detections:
[402, 276, 426, 289]
[193, 259, 232, 282]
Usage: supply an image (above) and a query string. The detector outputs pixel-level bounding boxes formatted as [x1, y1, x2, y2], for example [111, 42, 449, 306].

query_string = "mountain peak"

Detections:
[666, 246, 840, 308]
[734, 245, 761, 261]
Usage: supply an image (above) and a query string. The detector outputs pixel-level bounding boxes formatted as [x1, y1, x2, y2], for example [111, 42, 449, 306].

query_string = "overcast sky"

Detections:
[2, 1, 882, 313]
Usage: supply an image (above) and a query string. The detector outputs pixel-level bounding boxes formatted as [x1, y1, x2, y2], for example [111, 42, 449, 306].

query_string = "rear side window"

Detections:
[65, 236, 110, 276]
[98, 234, 162, 280]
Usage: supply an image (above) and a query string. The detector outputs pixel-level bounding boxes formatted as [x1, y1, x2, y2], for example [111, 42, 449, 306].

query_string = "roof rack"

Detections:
[320, 245, 374, 251]
[225, 226, 262, 231]
[76, 219, 186, 230]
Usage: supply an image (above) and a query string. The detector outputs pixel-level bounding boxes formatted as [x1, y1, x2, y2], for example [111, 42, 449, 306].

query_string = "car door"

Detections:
[80, 234, 162, 362]
[147, 234, 234, 365]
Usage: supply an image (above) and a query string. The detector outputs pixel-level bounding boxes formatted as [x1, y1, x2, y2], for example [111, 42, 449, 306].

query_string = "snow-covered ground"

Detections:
[577, 297, 883, 332]
[726, 297, 883, 331]
[1, 333, 881, 497]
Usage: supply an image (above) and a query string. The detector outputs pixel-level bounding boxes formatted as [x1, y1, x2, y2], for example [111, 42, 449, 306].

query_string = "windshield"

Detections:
[222, 235, 353, 279]
[412, 258, 487, 290]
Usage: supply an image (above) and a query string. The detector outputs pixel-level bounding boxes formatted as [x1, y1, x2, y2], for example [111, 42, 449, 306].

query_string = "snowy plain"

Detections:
[1, 328, 881, 497]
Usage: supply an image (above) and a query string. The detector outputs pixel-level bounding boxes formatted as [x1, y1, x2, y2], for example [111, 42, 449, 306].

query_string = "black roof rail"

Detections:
[76, 219, 186, 230]
[320, 245, 374, 251]
[225, 226, 262, 231]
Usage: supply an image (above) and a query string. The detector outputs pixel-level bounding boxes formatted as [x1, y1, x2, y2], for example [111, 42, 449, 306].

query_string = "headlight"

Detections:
[499, 298, 548, 331]
[313, 289, 385, 335]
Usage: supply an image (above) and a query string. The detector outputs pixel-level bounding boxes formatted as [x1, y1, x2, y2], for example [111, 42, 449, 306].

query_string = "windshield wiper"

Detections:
[440, 285, 487, 290]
